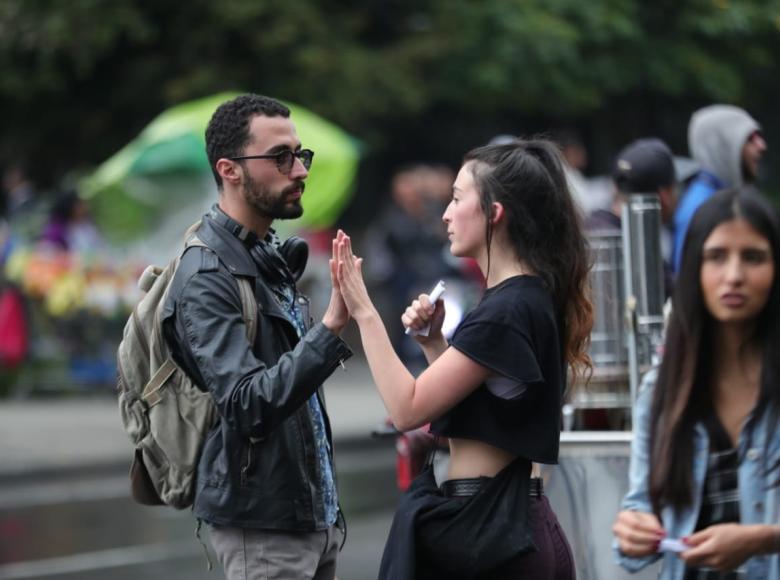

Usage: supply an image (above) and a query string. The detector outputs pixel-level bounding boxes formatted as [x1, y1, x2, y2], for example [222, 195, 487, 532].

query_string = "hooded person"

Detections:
[672, 104, 766, 272]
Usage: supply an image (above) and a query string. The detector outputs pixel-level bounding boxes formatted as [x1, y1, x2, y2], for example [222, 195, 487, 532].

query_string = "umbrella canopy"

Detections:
[81, 92, 360, 244]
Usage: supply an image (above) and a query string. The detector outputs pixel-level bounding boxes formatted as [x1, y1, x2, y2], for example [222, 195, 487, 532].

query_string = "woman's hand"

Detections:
[613, 510, 666, 558]
[680, 524, 764, 571]
[321, 231, 350, 335]
[402, 293, 445, 345]
[335, 232, 377, 323]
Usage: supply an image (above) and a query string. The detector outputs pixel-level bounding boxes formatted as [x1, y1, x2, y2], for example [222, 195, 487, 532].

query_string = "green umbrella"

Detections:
[81, 92, 360, 243]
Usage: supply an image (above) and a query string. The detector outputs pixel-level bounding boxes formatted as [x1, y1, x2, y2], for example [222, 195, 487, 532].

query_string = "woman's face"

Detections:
[700, 218, 775, 326]
[442, 162, 487, 259]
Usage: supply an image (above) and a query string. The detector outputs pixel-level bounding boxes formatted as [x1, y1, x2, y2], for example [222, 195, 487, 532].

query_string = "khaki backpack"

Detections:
[117, 223, 257, 509]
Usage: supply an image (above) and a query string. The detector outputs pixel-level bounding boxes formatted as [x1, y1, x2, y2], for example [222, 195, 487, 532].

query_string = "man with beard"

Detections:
[672, 104, 767, 273]
[162, 94, 353, 580]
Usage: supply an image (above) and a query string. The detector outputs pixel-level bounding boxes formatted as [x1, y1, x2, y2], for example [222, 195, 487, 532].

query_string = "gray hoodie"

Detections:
[688, 104, 760, 187]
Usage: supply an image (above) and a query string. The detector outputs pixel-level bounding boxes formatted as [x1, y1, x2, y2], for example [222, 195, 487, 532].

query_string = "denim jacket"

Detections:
[616, 373, 780, 580]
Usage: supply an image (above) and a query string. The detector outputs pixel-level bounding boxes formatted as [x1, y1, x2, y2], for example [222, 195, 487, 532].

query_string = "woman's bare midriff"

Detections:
[446, 437, 541, 480]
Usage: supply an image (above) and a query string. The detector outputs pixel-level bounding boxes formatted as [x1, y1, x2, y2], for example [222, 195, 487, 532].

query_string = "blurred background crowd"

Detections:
[1, 0, 779, 398]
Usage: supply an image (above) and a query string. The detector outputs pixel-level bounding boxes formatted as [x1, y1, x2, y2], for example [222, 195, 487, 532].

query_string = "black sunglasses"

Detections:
[229, 149, 314, 175]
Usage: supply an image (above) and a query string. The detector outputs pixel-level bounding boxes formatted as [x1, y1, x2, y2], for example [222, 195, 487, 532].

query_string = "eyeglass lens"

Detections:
[277, 150, 313, 173]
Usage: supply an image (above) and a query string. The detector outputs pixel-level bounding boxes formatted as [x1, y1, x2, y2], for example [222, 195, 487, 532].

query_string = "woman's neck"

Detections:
[481, 243, 532, 288]
[484, 263, 530, 288]
[711, 322, 762, 395]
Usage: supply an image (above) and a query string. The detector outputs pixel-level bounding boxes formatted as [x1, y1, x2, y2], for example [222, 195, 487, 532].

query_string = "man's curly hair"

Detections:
[205, 94, 290, 188]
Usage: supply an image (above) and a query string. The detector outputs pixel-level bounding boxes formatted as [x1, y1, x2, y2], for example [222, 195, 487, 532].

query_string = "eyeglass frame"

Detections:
[229, 148, 314, 175]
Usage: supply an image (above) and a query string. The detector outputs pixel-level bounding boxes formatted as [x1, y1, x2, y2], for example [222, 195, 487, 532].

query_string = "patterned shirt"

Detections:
[274, 284, 338, 527]
[684, 414, 744, 580]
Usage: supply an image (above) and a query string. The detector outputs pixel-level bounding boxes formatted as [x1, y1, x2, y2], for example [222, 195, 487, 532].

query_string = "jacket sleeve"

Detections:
[613, 368, 663, 572]
[174, 267, 352, 440]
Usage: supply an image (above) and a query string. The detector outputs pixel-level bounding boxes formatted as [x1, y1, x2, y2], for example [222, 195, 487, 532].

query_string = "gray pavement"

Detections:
[0, 357, 387, 480]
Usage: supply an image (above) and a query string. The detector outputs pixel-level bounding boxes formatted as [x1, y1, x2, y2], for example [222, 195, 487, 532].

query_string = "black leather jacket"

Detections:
[162, 214, 352, 530]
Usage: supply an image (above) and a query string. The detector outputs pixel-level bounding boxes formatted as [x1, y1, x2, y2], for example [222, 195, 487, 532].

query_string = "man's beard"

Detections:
[243, 174, 305, 220]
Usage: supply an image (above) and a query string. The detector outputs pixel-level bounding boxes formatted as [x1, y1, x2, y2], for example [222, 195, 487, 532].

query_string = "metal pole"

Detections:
[621, 193, 665, 426]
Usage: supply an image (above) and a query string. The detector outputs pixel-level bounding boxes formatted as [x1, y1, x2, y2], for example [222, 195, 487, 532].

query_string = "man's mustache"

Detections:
[283, 181, 305, 196]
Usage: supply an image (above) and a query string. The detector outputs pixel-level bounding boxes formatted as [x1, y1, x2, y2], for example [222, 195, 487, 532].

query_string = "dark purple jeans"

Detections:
[489, 495, 576, 580]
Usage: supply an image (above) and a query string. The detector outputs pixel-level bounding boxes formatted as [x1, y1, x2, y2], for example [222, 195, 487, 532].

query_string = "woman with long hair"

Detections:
[332, 139, 592, 579]
[613, 187, 780, 579]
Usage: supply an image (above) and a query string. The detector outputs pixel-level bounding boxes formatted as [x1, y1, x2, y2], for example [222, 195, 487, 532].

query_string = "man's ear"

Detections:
[216, 158, 242, 186]
[491, 201, 505, 224]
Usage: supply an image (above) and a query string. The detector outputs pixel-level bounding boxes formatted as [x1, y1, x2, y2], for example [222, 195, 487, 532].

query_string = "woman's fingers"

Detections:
[613, 510, 666, 557]
[401, 294, 439, 332]
[402, 303, 425, 330]
[619, 510, 664, 534]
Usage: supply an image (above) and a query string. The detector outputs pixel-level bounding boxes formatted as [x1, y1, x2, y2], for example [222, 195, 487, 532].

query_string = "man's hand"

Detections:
[321, 231, 350, 335]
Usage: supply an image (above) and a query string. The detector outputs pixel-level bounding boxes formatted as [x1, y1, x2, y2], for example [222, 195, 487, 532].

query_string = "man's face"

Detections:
[239, 115, 308, 220]
[742, 131, 767, 181]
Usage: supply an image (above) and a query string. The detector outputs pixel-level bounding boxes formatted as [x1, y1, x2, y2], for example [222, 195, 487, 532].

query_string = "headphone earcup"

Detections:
[279, 236, 309, 282]
[250, 242, 294, 286]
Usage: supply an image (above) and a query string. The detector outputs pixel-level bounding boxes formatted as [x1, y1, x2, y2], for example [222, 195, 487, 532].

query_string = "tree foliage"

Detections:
[1, 0, 779, 185]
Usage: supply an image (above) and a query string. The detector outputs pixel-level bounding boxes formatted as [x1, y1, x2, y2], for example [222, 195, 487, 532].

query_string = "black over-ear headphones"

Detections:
[208, 206, 308, 285]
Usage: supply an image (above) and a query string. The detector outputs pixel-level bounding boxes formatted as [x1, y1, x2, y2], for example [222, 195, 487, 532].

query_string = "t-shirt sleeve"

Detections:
[450, 316, 545, 389]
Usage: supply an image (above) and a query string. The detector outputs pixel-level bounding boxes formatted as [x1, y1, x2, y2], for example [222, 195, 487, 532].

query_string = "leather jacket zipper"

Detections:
[240, 441, 253, 487]
[240, 436, 262, 487]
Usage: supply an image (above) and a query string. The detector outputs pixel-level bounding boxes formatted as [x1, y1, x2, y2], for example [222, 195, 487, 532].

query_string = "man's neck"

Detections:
[218, 195, 272, 239]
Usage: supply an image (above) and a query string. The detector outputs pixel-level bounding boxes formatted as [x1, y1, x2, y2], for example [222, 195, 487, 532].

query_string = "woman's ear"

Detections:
[491, 201, 505, 224]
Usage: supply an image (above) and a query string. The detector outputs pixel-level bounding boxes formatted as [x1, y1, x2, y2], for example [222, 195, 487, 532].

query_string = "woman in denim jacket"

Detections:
[614, 187, 780, 579]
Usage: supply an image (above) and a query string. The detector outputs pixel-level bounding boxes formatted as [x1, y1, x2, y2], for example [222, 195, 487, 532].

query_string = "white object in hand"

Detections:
[658, 538, 688, 553]
[405, 281, 446, 336]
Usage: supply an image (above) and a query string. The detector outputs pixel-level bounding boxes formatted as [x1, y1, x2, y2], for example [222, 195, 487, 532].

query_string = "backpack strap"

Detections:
[236, 278, 258, 345]
[184, 226, 258, 345]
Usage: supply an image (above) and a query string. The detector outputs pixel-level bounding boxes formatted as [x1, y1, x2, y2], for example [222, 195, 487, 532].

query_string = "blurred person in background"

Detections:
[162, 94, 353, 580]
[363, 164, 462, 371]
[38, 189, 104, 253]
[593, 137, 679, 297]
[334, 138, 592, 579]
[0, 194, 10, 266]
[552, 128, 612, 216]
[673, 105, 767, 273]
[2, 163, 46, 244]
[614, 187, 780, 579]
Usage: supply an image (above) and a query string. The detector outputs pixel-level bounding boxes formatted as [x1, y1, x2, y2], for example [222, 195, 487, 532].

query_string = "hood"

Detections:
[687, 104, 760, 188]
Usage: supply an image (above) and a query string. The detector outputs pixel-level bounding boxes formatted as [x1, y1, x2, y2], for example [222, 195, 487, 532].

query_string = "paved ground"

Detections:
[0, 357, 386, 480]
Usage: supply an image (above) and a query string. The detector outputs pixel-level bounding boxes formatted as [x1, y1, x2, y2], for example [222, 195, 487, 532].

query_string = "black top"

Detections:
[430, 275, 565, 464]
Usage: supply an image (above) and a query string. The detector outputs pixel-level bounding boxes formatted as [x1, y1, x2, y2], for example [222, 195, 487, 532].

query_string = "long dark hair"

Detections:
[463, 139, 593, 380]
[649, 187, 780, 513]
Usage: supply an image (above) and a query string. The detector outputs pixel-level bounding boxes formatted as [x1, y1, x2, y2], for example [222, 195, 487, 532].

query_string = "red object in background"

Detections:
[0, 287, 27, 369]
[394, 425, 439, 491]
[301, 228, 336, 255]
[459, 257, 486, 287]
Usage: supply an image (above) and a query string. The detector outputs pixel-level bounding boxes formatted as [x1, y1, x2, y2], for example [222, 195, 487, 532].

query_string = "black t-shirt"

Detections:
[429, 275, 565, 464]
